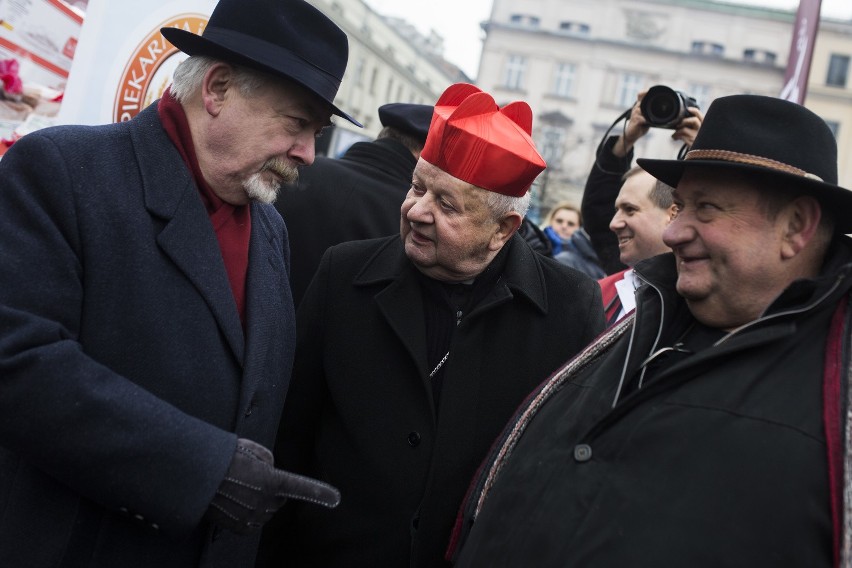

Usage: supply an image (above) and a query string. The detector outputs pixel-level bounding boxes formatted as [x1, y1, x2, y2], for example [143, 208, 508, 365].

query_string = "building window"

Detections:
[510, 14, 540, 28]
[503, 54, 526, 90]
[687, 83, 711, 110]
[743, 49, 777, 65]
[559, 21, 590, 35]
[827, 54, 850, 88]
[552, 62, 576, 98]
[369, 67, 378, 95]
[825, 120, 840, 138]
[538, 125, 567, 167]
[353, 57, 365, 87]
[616, 73, 643, 108]
[691, 41, 724, 57]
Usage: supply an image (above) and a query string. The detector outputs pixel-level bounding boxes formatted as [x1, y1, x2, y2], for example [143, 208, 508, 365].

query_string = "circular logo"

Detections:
[113, 14, 207, 123]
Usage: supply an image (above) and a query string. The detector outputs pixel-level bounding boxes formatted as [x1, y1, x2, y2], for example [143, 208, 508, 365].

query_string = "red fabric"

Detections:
[598, 270, 627, 324]
[420, 83, 545, 197]
[823, 294, 847, 567]
[158, 89, 250, 328]
[0, 59, 23, 94]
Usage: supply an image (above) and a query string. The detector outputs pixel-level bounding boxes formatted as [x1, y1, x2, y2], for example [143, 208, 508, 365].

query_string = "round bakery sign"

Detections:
[112, 14, 207, 122]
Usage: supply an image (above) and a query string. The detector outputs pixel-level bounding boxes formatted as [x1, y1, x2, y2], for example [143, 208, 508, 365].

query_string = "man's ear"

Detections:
[489, 212, 523, 251]
[201, 63, 234, 117]
[667, 203, 678, 222]
[779, 195, 822, 260]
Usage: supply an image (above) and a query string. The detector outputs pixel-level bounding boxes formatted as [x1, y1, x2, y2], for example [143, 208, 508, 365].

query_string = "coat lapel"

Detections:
[355, 240, 430, 396]
[238, 204, 291, 419]
[129, 105, 245, 365]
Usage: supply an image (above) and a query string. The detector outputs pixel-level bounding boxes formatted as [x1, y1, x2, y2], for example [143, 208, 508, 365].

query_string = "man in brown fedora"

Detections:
[448, 94, 852, 567]
[0, 0, 356, 566]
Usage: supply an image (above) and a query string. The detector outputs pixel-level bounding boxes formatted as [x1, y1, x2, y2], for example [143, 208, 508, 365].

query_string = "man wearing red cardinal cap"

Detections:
[258, 84, 604, 567]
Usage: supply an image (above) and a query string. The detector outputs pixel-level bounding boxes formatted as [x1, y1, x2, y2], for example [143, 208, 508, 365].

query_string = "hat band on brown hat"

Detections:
[685, 149, 824, 182]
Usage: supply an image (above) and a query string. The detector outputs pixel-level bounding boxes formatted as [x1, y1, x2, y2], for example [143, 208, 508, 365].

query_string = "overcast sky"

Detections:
[363, 0, 852, 80]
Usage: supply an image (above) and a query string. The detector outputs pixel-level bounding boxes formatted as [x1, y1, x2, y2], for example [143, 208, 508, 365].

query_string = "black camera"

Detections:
[639, 85, 698, 129]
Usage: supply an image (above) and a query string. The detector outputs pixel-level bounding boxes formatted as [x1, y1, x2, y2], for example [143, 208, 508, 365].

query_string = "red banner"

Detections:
[780, 0, 822, 104]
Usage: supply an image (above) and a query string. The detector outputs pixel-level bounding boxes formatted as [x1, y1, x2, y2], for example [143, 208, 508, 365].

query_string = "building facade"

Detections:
[306, 0, 467, 156]
[476, 0, 852, 218]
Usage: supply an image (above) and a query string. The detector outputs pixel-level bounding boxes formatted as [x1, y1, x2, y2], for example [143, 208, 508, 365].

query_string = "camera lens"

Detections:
[641, 86, 681, 127]
[648, 95, 676, 123]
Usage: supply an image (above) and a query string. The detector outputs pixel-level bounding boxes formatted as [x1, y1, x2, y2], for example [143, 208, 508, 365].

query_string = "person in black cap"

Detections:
[449, 94, 852, 567]
[275, 102, 433, 307]
[0, 0, 355, 566]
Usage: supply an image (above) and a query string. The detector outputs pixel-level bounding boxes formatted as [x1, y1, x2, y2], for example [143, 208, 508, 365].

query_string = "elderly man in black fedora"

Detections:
[0, 0, 355, 566]
[448, 94, 852, 567]
[275, 102, 433, 306]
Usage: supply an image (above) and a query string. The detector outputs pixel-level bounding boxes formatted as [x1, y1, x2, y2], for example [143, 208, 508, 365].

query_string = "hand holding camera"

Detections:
[613, 86, 704, 158]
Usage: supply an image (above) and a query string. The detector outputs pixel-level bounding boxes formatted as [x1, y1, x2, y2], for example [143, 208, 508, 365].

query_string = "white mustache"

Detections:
[263, 159, 299, 184]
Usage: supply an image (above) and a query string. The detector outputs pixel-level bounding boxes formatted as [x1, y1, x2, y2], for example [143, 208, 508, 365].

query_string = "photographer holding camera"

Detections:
[582, 87, 703, 277]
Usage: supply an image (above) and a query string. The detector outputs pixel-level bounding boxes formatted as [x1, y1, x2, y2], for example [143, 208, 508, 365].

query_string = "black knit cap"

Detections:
[639, 94, 852, 231]
[161, 0, 361, 126]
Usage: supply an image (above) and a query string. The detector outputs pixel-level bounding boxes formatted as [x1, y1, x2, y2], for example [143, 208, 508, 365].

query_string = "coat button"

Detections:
[408, 432, 421, 447]
[573, 444, 592, 462]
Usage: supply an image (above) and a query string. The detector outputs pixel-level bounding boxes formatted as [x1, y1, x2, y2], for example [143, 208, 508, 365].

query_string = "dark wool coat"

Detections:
[259, 234, 605, 568]
[274, 137, 417, 307]
[0, 104, 295, 568]
[454, 241, 852, 567]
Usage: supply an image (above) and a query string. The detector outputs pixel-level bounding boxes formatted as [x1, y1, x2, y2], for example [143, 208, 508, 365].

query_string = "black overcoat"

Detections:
[0, 104, 295, 567]
[261, 234, 604, 567]
[455, 245, 852, 566]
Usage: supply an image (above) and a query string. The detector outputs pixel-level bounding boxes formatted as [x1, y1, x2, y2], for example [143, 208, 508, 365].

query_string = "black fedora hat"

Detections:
[161, 0, 361, 127]
[638, 94, 852, 232]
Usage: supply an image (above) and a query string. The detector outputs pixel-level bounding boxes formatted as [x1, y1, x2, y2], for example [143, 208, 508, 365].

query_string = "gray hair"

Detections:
[170, 55, 268, 104]
[485, 189, 532, 220]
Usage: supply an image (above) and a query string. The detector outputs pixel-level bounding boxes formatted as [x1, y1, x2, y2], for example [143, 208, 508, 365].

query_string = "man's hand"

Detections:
[205, 438, 340, 535]
[671, 106, 704, 147]
[612, 91, 651, 158]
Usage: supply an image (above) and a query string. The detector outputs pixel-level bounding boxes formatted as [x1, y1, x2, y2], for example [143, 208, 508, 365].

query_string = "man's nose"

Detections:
[662, 213, 693, 248]
[609, 212, 625, 232]
[287, 135, 316, 166]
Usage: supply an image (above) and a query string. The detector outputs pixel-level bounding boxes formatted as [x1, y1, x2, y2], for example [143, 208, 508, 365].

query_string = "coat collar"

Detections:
[353, 233, 549, 315]
[340, 137, 417, 184]
[128, 103, 246, 364]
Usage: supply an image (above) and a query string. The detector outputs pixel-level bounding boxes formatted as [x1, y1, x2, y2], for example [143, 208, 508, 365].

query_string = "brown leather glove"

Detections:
[205, 438, 340, 534]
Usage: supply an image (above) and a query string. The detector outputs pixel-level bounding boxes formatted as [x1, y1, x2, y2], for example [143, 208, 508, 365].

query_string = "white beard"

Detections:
[243, 172, 280, 204]
[242, 159, 299, 204]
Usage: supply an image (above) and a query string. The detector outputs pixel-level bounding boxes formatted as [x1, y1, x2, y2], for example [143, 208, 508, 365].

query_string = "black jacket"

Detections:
[455, 239, 852, 567]
[581, 136, 630, 275]
[259, 234, 604, 568]
[275, 137, 416, 306]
